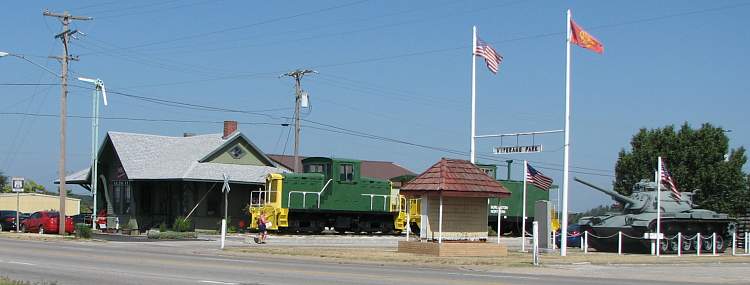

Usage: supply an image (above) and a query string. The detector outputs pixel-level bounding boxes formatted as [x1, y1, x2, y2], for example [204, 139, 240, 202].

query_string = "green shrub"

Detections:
[227, 225, 238, 233]
[172, 216, 192, 232]
[75, 223, 92, 239]
[146, 230, 197, 240]
[159, 222, 167, 232]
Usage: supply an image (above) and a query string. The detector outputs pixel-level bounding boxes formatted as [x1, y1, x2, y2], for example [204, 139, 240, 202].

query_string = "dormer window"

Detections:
[229, 145, 245, 159]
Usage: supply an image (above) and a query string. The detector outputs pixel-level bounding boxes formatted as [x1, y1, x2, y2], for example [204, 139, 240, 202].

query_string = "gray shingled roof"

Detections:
[63, 131, 286, 185]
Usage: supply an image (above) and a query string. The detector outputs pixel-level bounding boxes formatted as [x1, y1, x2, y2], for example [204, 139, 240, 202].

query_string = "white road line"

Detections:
[199, 281, 238, 285]
[8, 261, 35, 266]
[445, 272, 541, 280]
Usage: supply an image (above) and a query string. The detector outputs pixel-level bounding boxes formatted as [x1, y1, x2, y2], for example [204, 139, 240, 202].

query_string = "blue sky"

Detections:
[1, 0, 748, 211]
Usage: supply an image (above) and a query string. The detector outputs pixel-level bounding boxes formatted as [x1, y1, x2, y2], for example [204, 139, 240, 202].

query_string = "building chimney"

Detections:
[223, 120, 238, 139]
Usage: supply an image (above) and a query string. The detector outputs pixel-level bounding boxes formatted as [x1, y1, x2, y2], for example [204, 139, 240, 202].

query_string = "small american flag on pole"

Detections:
[660, 160, 681, 201]
[526, 163, 553, 191]
[475, 37, 503, 74]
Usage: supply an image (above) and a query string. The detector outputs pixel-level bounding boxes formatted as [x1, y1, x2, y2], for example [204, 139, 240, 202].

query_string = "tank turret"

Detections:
[573, 177, 643, 209]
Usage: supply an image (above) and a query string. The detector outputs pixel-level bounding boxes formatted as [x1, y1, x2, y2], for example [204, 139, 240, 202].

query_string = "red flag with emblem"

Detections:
[570, 19, 603, 54]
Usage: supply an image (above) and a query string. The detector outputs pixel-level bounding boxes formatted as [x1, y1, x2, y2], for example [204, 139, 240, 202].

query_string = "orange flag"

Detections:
[570, 19, 603, 54]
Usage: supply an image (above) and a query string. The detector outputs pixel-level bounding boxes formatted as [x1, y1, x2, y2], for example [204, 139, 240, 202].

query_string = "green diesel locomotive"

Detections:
[249, 157, 408, 234]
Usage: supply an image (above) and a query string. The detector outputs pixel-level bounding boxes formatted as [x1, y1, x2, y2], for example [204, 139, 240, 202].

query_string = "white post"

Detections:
[677, 232, 682, 256]
[712, 233, 716, 256]
[16, 191, 20, 233]
[470, 25, 477, 164]
[532, 221, 539, 266]
[521, 160, 528, 252]
[406, 199, 410, 241]
[580, 232, 584, 250]
[697, 233, 701, 256]
[496, 201, 501, 244]
[656, 159, 662, 257]
[90, 87, 101, 230]
[438, 193, 443, 244]
[220, 174, 230, 250]
[732, 232, 736, 256]
[618, 231, 622, 255]
[552, 230, 556, 250]
[584, 231, 588, 254]
[560, 8, 572, 257]
[220, 218, 226, 249]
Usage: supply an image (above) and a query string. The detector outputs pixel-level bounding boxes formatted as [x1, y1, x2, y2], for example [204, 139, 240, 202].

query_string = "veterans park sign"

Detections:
[494, 145, 543, 154]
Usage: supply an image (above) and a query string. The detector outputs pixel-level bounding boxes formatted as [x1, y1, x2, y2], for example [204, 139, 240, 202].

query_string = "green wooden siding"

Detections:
[205, 140, 268, 166]
[488, 180, 551, 218]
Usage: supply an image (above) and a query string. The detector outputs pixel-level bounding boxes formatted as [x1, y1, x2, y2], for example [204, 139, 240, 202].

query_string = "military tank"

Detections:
[574, 177, 736, 253]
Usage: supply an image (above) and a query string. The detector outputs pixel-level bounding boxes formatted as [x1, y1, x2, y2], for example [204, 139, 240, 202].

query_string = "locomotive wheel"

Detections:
[334, 227, 348, 234]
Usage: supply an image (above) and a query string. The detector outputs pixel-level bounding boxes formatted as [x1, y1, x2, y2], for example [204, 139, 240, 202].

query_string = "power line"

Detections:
[0, 112, 286, 126]
[77, 0, 370, 56]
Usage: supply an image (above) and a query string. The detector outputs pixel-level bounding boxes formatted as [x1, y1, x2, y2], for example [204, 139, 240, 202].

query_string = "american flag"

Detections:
[475, 37, 503, 74]
[526, 163, 553, 191]
[660, 160, 681, 201]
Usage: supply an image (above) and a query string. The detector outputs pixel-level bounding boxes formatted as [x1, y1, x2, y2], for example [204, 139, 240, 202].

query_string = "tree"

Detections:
[614, 123, 749, 216]
[0, 170, 6, 190]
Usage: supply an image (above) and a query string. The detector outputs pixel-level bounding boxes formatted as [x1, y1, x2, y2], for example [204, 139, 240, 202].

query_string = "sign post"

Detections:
[494, 204, 508, 244]
[220, 174, 231, 249]
[12, 177, 24, 233]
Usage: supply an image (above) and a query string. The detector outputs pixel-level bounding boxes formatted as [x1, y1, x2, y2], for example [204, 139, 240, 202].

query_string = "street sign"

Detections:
[11, 177, 24, 193]
[643, 232, 664, 239]
[494, 145, 543, 154]
[490, 205, 508, 215]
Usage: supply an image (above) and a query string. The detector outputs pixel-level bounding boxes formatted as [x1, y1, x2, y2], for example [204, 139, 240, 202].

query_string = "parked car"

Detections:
[0, 210, 23, 231]
[555, 224, 582, 248]
[20, 211, 74, 234]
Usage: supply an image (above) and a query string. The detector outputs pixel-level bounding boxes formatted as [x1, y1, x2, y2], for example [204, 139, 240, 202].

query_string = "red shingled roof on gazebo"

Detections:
[400, 158, 511, 198]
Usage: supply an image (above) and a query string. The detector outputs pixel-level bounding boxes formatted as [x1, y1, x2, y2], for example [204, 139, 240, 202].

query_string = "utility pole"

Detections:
[43, 10, 92, 235]
[282, 69, 315, 172]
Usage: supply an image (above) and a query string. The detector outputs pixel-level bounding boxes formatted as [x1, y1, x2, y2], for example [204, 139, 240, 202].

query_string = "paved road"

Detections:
[0, 237, 741, 285]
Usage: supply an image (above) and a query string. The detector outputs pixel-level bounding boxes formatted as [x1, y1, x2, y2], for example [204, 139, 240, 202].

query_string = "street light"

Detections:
[0, 51, 60, 77]
[77, 77, 108, 230]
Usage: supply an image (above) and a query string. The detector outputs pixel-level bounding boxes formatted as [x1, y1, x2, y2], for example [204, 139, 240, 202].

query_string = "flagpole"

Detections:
[656, 157, 662, 256]
[470, 25, 477, 164]
[522, 160, 528, 252]
[561, 8, 572, 257]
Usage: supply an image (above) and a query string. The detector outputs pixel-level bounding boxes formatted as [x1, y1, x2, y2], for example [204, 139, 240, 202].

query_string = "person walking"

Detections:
[257, 212, 268, 244]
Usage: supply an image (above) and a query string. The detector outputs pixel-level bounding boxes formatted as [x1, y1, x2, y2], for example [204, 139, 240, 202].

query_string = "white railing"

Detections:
[360, 194, 402, 211]
[250, 190, 278, 207]
[287, 179, 333, 209]
[576, 231, 750, 256]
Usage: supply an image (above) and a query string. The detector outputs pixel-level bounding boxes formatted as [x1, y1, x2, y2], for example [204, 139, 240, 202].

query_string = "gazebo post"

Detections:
[438, 193, 443, 244]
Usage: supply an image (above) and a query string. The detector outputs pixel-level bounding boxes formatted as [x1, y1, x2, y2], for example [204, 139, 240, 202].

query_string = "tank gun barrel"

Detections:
[574, 177, 640, 206]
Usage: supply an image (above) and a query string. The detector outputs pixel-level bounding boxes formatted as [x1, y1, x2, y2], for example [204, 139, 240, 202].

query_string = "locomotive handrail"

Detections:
[360, 194, 400, 211]
[250, 190, 278, 207]
[287, 179, 333, 209]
